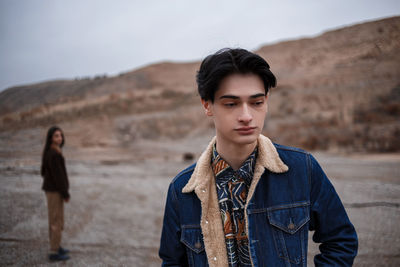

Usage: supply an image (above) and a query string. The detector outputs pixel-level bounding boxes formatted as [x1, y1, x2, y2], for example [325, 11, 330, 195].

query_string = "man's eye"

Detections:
[224, 103, 236, 107]
[253, 101, 264, 106]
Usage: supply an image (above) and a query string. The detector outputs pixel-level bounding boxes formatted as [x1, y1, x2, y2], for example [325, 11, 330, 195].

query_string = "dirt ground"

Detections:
[1, 129, 399, 266]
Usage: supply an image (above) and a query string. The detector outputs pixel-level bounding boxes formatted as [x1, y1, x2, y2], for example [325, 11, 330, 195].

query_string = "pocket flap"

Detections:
[267, 202, 310, 234]
[180, 225, 205, 253]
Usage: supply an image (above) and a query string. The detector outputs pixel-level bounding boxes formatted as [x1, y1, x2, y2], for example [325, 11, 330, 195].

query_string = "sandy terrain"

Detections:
[1, 128, 399, 266]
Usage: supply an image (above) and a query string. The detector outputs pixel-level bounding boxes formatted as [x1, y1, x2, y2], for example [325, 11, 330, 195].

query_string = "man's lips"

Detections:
[234, 127, 256, 134]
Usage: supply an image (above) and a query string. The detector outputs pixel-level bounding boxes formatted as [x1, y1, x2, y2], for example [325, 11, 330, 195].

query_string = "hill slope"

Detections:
[0, 16, 399, 152]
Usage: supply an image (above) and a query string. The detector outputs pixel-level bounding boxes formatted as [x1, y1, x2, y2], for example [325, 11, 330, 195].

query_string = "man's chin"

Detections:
[232, 133, 259, 146]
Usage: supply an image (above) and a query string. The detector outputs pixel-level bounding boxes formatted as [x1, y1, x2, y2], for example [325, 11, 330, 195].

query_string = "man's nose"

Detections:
[238, 104, 252, 123]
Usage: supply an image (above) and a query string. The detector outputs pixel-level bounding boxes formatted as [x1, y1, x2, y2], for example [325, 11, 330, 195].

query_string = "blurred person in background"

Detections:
[41, 126, 70, 261]
[159, 48, 358, 266]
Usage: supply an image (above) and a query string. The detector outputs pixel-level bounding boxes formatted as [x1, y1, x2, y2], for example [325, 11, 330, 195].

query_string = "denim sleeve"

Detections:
[309, 154, 358, 266]
[159, 182, 188, 266]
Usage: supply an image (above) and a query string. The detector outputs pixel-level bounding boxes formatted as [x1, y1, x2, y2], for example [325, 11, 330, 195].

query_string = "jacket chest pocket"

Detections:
[180, 225, 208, 267]
[267, 202, 310, 265]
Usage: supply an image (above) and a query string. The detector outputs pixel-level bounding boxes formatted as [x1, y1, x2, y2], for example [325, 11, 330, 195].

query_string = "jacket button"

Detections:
[288, 223, 295, 230]
[195, 242, 201, 249]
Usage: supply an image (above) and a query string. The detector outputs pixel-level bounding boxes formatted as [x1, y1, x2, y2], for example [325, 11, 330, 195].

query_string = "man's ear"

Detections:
[201, 99, 213, 116]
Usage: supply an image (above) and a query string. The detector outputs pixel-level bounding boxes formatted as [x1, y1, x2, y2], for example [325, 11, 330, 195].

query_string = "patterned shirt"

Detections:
[211, 145, 257, 267]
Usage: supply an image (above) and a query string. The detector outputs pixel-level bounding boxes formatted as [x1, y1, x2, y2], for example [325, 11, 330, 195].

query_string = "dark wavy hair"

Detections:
[196, 48, 277, 102]
[41, 126, 65, 177]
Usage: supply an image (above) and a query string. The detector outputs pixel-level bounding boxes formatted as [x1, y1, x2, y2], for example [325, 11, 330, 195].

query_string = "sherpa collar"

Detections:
[182, 134, 288, 193]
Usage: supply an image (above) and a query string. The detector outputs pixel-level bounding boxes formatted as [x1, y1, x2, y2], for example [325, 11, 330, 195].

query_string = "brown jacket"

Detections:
[41, 146, 70, 199]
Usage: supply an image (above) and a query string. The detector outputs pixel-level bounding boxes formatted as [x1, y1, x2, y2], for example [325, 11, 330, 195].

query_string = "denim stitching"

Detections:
[274, 143, 310, 155]
[269, 216, 310, 235]
[276, 227, 306, 265]
[270, 221, 284, 259]
[267, 206, 309, 265]
[301, 227, 307, 267]
[186, 246, 194, 267]
[267, 201, 310, 211]
[180, 225, 205, 253]
[277, 229, 294, 265]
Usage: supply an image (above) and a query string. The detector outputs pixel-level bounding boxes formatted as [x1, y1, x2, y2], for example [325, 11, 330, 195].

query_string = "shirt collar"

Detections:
[211, 144, 257, 186]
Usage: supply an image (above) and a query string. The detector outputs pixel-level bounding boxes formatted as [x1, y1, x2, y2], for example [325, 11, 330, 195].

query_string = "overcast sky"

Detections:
[0, 0, 399, 91]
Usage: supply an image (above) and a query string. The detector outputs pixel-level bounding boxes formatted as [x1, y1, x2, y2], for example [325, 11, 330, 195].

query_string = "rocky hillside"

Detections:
[0, 16, 399, 152]
[258, 16, 400, 152]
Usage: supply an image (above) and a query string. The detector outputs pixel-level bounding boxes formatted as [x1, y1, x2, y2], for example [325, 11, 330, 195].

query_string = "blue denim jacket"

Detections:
[159, 136, 358, 266]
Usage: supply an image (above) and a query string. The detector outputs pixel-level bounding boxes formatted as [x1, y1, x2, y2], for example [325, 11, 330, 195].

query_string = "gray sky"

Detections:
[0, 0, 399, 91]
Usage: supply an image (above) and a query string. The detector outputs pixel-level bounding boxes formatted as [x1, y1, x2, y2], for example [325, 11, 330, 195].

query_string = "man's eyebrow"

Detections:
[219, 93, 266, 100]
[219, 95, 240, 100]
[250, 93, 266, 99]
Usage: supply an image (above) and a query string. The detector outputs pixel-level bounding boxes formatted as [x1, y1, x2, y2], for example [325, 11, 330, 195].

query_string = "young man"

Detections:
[159, 48, 358, 266]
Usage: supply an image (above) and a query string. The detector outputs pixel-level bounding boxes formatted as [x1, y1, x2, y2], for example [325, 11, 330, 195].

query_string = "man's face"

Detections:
[202, 73, 268, 147]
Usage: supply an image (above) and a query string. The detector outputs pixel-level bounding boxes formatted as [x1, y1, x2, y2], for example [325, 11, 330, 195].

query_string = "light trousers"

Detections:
[45, 191, 64, 252]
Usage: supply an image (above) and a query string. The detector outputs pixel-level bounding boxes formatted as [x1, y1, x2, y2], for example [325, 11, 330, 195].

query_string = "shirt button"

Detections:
[202, 189, 206, 193]
[205, 220, 209, 224]
[213, 257, 217, 261]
